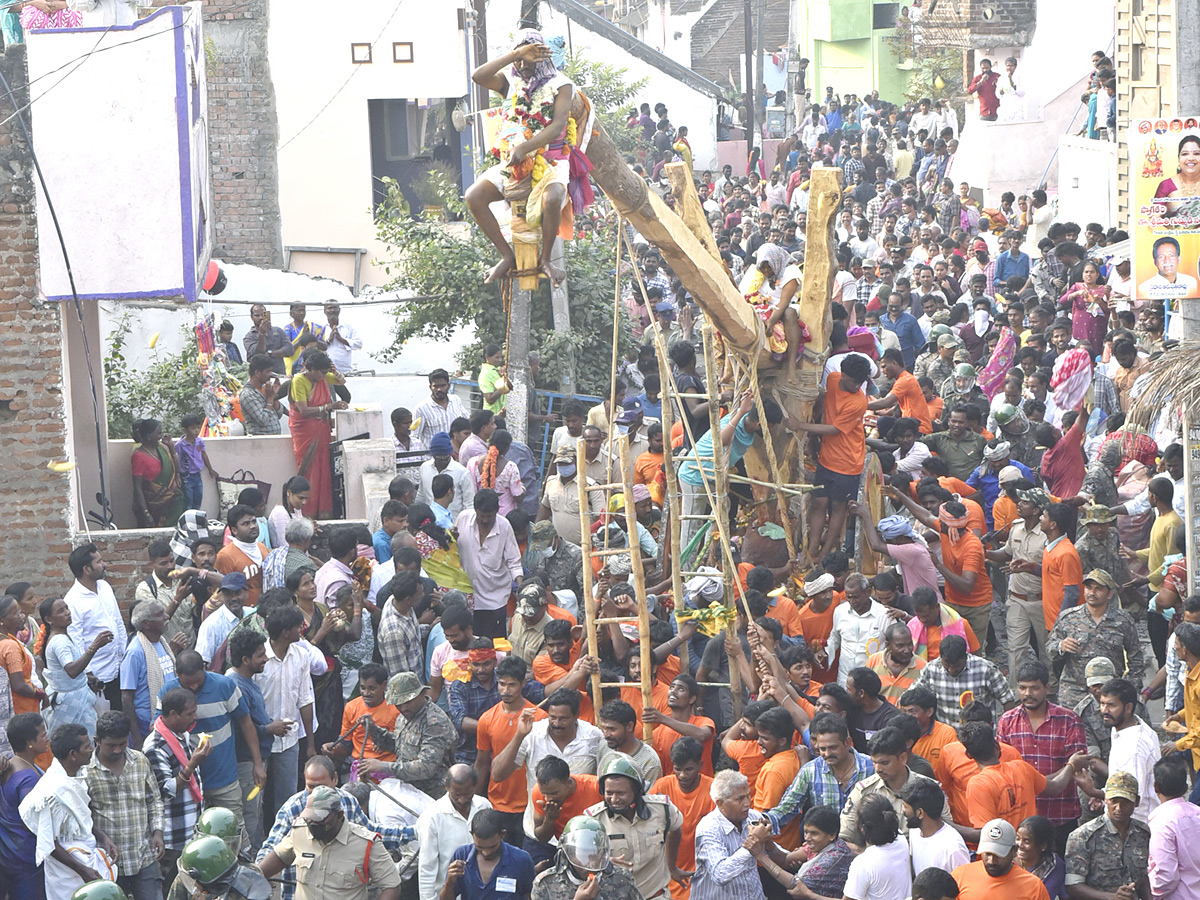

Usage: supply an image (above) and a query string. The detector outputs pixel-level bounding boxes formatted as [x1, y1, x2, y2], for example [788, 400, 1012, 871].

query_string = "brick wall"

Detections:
[167, 0, 284, 267]
[0, 45, 76, 594]
[690, 0, 789, 91]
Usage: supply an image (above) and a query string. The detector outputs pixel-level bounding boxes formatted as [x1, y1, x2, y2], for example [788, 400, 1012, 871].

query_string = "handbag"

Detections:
[215, 469, 273, 517]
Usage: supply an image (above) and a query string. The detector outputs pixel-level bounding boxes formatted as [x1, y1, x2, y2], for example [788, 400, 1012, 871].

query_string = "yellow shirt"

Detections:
[1136, 508, 1182, 589]
[1176, 659, 1200, 767]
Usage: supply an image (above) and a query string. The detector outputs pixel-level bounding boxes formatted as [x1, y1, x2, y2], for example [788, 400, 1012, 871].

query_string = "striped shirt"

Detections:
[866, 650, 927, 703]
[766, 750, 876, 832]
[142, 727, 202, 850]
[413, 394, 468, 448]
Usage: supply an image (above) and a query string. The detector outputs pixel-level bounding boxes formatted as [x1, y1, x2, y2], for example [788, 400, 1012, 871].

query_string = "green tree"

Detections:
[373, 177, 631, 397]
[561, 54, 648, 157]
[900, 47, 964, 106]
[104, 314, 204, 439]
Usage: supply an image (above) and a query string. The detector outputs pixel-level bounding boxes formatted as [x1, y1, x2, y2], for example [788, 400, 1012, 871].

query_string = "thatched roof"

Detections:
[1126, 340, 1200, 430]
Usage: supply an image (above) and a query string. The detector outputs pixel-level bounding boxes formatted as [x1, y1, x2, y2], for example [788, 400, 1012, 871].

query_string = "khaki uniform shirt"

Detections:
[542, 476, 604, 545]
[273, 820, 401, 900]
[1005, 519, 1046, 597]
[597, 743, 664, 791]
[587, 797, 683, 900]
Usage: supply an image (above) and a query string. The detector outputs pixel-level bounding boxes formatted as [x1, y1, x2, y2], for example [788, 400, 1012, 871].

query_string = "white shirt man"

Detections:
[417, 457, 474, 518]
[64, 578, 125, 683]
[317, 313, 362, 373]
[513, 717, 603, 837]
[1109, 713, 1161, 823]
[826, 594, 891, 685]
[255, 639, 315, 755]
[910, 821, 970, 874]
[416, 791, 491, 900]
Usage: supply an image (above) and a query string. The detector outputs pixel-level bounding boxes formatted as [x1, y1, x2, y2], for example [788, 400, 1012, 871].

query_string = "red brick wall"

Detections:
[0, 45, 75, 593]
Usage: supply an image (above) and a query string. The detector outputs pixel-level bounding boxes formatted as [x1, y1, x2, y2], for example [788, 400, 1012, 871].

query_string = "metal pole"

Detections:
[744, 0, 755, 158]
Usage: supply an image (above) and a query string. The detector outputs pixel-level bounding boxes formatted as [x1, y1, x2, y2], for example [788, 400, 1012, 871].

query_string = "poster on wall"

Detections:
[1131, 117, 1200, 335]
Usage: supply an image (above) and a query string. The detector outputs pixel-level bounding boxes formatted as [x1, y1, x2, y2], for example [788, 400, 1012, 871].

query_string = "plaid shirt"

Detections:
[378, 600, 424, 682]
[996, 703, 1087, 824]
[933, 193, 961, 235]
[86, 749, 165, 875]
[446, 678, 545, 763]
[1090, 369, 1121, 418]
[856, 277, 878, 303]
[258, 788, 415, 900]
[915, 655, 1016, 727]
[841, 156, 865, 184]
[143, 727, 203, 850]
[239, 385, 282, 435]
[866, 194, 888, 233]
[766, 750, 875, 832]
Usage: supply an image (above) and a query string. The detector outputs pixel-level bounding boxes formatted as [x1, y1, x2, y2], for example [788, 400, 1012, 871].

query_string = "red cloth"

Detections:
[1040, 413, 1086, 498]
[968, 72, 1000, 117]
[289, 377, 334, 517]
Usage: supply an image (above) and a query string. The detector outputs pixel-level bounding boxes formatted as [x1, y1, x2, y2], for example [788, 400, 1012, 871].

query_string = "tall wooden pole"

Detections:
[743, 0, 755, 156]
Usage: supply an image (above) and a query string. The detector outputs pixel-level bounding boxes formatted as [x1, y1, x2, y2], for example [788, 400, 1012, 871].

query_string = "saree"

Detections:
[134, 444, 186, 526]
[288, 374, 334, 517]
[976, 325, 1017, 399]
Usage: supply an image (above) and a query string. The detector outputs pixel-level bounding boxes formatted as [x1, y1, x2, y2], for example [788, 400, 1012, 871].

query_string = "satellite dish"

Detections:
[452, 99, 469, 132]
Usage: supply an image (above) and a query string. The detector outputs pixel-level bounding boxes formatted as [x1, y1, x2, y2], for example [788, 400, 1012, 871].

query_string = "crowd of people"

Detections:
[2, 29, 1198, 900]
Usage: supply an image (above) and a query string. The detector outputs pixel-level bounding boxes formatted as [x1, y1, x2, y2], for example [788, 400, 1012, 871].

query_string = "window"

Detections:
[873, 2, 899, 28]
[368, 98, 464, 211]
[375, 99, 453, 161]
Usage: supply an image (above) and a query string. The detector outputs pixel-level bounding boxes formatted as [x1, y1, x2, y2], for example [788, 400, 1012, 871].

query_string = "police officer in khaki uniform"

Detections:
[585, 756, 684, 900]
[259, 786, 402, 900]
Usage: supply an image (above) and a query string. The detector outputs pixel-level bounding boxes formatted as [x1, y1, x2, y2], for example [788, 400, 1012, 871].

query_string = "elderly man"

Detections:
[1049, 569, 1145, 710]
[257, 756, 413, 900]
[358, 673, 457, 799]
[456, 489, 523, 639]
[120, 599, 179, 747]
[691, 769, 774, 900]
[1064, 772, 1151, 900]
[417, 765, 492, 900]
[260, 786, 401, 900]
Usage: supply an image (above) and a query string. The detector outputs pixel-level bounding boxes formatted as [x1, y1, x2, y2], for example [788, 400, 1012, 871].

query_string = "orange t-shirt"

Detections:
[0, 639, 36, 716]
[652, 713, 716, 775]
[912, 720, 958, 769]
[531, 774, 602, 838]
[992, 494, 1018, 534]
[925, 617, 981, 661]
[962, 498, 987, 535]
[953, 860, 1051, 900]
[653, 774, 716, 900]
[754, 748, 804, 850]
[621, 681, 671, 728]
[927, 395, 944, 422]
[634, 450, 664, 486]
[725, 739, 768, 794]
[819, 372, 868, 476]
[966, 759, 1047, 828]
[797, 598, 840, 684]
[476, 701, 546, 813]
[766, 594, 804, 637]
[939, 527, 992, 607]
[658, 654, 681, 686]
[935, 739, 1021, 827]
[532, 644, 595, 723]
[214, 541, 268, 604]
[1040, 537, 1083, 630]
[340, 698, 398, 762]
[893, 370, 933, 434]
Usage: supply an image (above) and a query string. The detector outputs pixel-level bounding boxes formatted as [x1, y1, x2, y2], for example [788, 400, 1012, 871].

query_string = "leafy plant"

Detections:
[561, 53, 648, 158]
[897, 46, 964, 106]
[104, 313, 204, 439]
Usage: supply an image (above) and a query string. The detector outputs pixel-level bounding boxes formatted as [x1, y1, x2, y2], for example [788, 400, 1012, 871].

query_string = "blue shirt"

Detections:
[372, 527, 394, 564]
[966, 458, 1033, 528]
[228, 670, 274, 763]
[160, 670, 247, 790]
[431, 502, 454, 529]
[994, 249, 1031, 285]
[637, 393, 663, 421]
[448, 842, 535, 900]
[678, 412, 755, 486]
[120, 638, 176, 736]
[880, 311, 925, 369]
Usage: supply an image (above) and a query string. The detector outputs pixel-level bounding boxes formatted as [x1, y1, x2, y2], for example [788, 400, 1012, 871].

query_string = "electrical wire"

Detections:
[277, 0, 407, 151]
[0, 61, 114, 528]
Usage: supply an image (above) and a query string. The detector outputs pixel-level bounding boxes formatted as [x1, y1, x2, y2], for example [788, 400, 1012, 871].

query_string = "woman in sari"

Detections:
[1059, 260, 1110, 354]
[0, 596, 47, 766]
[131, 418, 186, 527]
[467, 430, 524, 515]
[288, 351, 347, 518]
[6, 582, 41, 662]
[38, 597, 111, 740]
[407, 502, 453, 561]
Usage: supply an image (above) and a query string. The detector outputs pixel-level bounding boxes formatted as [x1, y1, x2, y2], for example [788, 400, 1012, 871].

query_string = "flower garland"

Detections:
[485, 82, 579, 190]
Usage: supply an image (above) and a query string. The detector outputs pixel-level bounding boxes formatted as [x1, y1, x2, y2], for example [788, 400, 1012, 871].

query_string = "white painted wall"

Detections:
[25, 5, 211, 303]
[1056, 135, 1119, 228]
[488, 0, 721, 169]
[949, 1, 1116, 207]
[268, 0, 472, 288]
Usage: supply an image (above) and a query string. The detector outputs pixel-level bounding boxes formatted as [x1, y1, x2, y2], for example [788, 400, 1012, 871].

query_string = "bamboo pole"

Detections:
[653, 324, 689, 672]
[577, 439, 603, 716]
[619, 436, 656, 744]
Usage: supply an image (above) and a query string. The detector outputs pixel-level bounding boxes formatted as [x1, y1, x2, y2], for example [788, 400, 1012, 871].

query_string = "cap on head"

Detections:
[997, 465, 1023, 485]
[429, 432, 454, 455]
[1082, 568, 1118, 591]
[977, 818, 1017, 855]
[302, 785, 342, 823]
[938, 333, 963, 349]
[385, 671, 429, 706]
[1104, 771, 1139, 803]
[515, 581, 549, 618]
[219, 572, 248, 592]
[1079, 504, 1117, 525]
[1085, 656, 1117, 687]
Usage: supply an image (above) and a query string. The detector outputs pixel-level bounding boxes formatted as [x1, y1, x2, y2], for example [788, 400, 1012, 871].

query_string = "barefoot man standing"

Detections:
[466, 32, 576, 286]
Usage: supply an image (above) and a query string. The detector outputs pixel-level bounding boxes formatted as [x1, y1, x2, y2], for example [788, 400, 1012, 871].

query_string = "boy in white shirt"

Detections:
[900, 778, 969, 875]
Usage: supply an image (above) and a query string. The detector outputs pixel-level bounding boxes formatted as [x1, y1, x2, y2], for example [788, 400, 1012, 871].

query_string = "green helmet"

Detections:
[560, 816, 610, 873]
[195, 806, 240, 842]
[71, 882, 126, 900]
[597, 754, 644, 794]
[993, 403, 1021, 428]
[928, 324, 952, 341]
[953, 362, 976, 379]
[180, 834, 238, 885]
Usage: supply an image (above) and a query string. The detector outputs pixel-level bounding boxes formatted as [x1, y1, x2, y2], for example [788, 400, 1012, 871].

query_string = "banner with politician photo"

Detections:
[1131, 117, 1200, 311]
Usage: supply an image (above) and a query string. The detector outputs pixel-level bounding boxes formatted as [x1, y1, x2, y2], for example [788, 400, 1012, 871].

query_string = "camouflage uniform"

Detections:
[1074, 694, 1113, 759]
[939, 383, 989, 424]
[1064, 815, 1151, 894]
[1048, 604, 1146, 710]
[1075, 530, 1128, 587]
[527, 539, 585, 601]
[1001, 427, 1040, 471]
[531, 857, 644, 900]
[915, 353, 953, 393]
[1079, 461, 1120, 508]
[372, 698, 457, 798]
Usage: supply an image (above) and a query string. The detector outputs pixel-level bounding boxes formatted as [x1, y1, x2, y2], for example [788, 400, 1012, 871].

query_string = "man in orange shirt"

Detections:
[869, 347, 933, 433]
[960, 721, 1085, 828]
[934, 703, 1021, 829]
[531, 618, 599, 723]
[647, 674, 716, 774]
[901, 684, 958, 769]
[473, 655, 544, 847]
[751, 707, 805, 850]
[324, 663, 397, 763]
[528, 755, 601, 866]
[793, 354, 872, 565]
[718, 699, 776, 794]
[952, 818, 1052, 900]
[797, 571, 841, 684]
[634, 422, 665, 487]
[620, 651, 671, 728]
[652, 737, 715, 900]
[215, 504, 269, 604]
[867, 623, 927, 703]
[1026, 501, 1082, 631]
[746, 566, 803, 637]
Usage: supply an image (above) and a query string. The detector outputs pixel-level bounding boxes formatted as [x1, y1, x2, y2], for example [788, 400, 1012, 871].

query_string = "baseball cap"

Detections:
[219, 572, 248, 592]
[977, 819, 1017, 856]
[973, 238, 988, 252]
[654, 301, 676, 315]
[515, 581, 549, 618]
[1082, 568, 1118, 590]
[937, 333, 962, 349]
[1085, 657, 1117, 687]
[616, 398, 645, 425]
[1104, 771, 1139, 803]
[301, 786, 341, 823]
